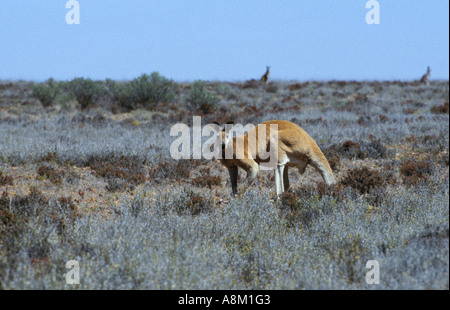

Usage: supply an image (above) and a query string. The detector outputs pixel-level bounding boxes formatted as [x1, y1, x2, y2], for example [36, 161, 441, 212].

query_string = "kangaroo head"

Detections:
[211, 121, 235, 151]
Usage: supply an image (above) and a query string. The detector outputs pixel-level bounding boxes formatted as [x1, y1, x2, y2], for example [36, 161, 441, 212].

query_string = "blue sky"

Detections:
[0, 1, 448, 82]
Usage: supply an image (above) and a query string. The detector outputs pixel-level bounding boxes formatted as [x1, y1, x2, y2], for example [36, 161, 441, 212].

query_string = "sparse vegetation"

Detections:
[89, 155, 146, 192]
[187, 80, 220, 114]
[430, 102, 449, 114]
[192, 175, 222, 189]
[36, 164, 62, 184]
[0, 78, 448, 289]
[106, 73, 176, 111]
[31, 78, 62, 107]
[0, 170, 14, 186]
[400, 159, 433, 186]
[341, 167, 385, 195]
[64, 77, 104, 110]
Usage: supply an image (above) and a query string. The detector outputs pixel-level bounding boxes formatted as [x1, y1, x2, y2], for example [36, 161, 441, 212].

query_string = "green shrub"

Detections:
[187, 80, 219, 114]
[107, 73, 175, 110]
[64, 77, 104, 110]
[31, 78, 62, 107]
[105, 79, 133, 110]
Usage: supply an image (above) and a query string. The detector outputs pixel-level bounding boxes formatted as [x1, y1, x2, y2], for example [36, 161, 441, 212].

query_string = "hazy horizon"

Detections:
[1, 1, 448, 82]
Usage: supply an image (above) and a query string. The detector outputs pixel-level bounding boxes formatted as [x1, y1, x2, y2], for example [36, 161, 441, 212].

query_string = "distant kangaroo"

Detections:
[420, 66, 431, 85]
[261, 66, 270, 84]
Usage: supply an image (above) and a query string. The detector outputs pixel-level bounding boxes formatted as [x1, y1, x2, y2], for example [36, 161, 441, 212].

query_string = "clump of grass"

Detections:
[148, 159, 202, 183]
[90, 155, 146, 192]
[324, 140, 387, 162]
[36, 164, 62, 184]
[173, 189, 214, 216]
[399, 159, 433, 186]
[325, 235, 367, 284]
[0, 171, 14, 186]
[191, 175, 222, 189]
[430, 102, 449, 114]
[0, 187, 80, 280]
[378, 114, 389, 122]
[323, 140, 360, 162]
[0, 185, 49, 226]
[403, 107, 417, 114]
[39, 151, 57, 163]
[55, 196, 79, 234]
[316, 182, 347, 202]
[342, 140, 360, 157]
[359, 140, 388, 159]
[341, 167, 385, 195]
[278, 186, 332, 228]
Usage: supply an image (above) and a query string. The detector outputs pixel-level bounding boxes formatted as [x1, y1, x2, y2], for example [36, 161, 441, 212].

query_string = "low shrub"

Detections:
[399, 159, 433, 186]
[0, 171, 14, 186]
[187, 80, 219, 114]
[31, 78, 62, 107]
[64, 77, 104, 110]
[148, 159, 202, 183]
[192, 175, 222, 189]
[430, 102, 449, 114]
[358, 140, 388, 159]
[106, 73, 176, 110]
[39, 151, 57, 163]
[90, 155, 146, 192]
[278, 185, 341, 228]
[325, 235, 367, 284]
[341, 167, 385, 195]
[173, 189, 214, 216]
[0, 187, 79, 282]
[278, 191, 320, 228]
[36, 164, 62, 184]
[323, 140, 387, 161]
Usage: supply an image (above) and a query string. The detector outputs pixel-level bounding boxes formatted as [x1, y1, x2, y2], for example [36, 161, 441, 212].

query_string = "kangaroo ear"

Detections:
[208, 121, 222, 132]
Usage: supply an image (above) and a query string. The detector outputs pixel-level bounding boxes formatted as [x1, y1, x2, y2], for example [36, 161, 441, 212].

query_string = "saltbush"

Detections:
[64, 77, 104, 110]
[187, 80, 219, 114]
[31, 78, 62, 107]
[106, 73, 175, 110]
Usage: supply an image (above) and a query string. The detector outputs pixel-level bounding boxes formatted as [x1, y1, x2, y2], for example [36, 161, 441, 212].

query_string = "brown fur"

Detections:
[260, 66, 270, 84]
[420, 66, 431, 85]
[218, 120, 335, 197]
